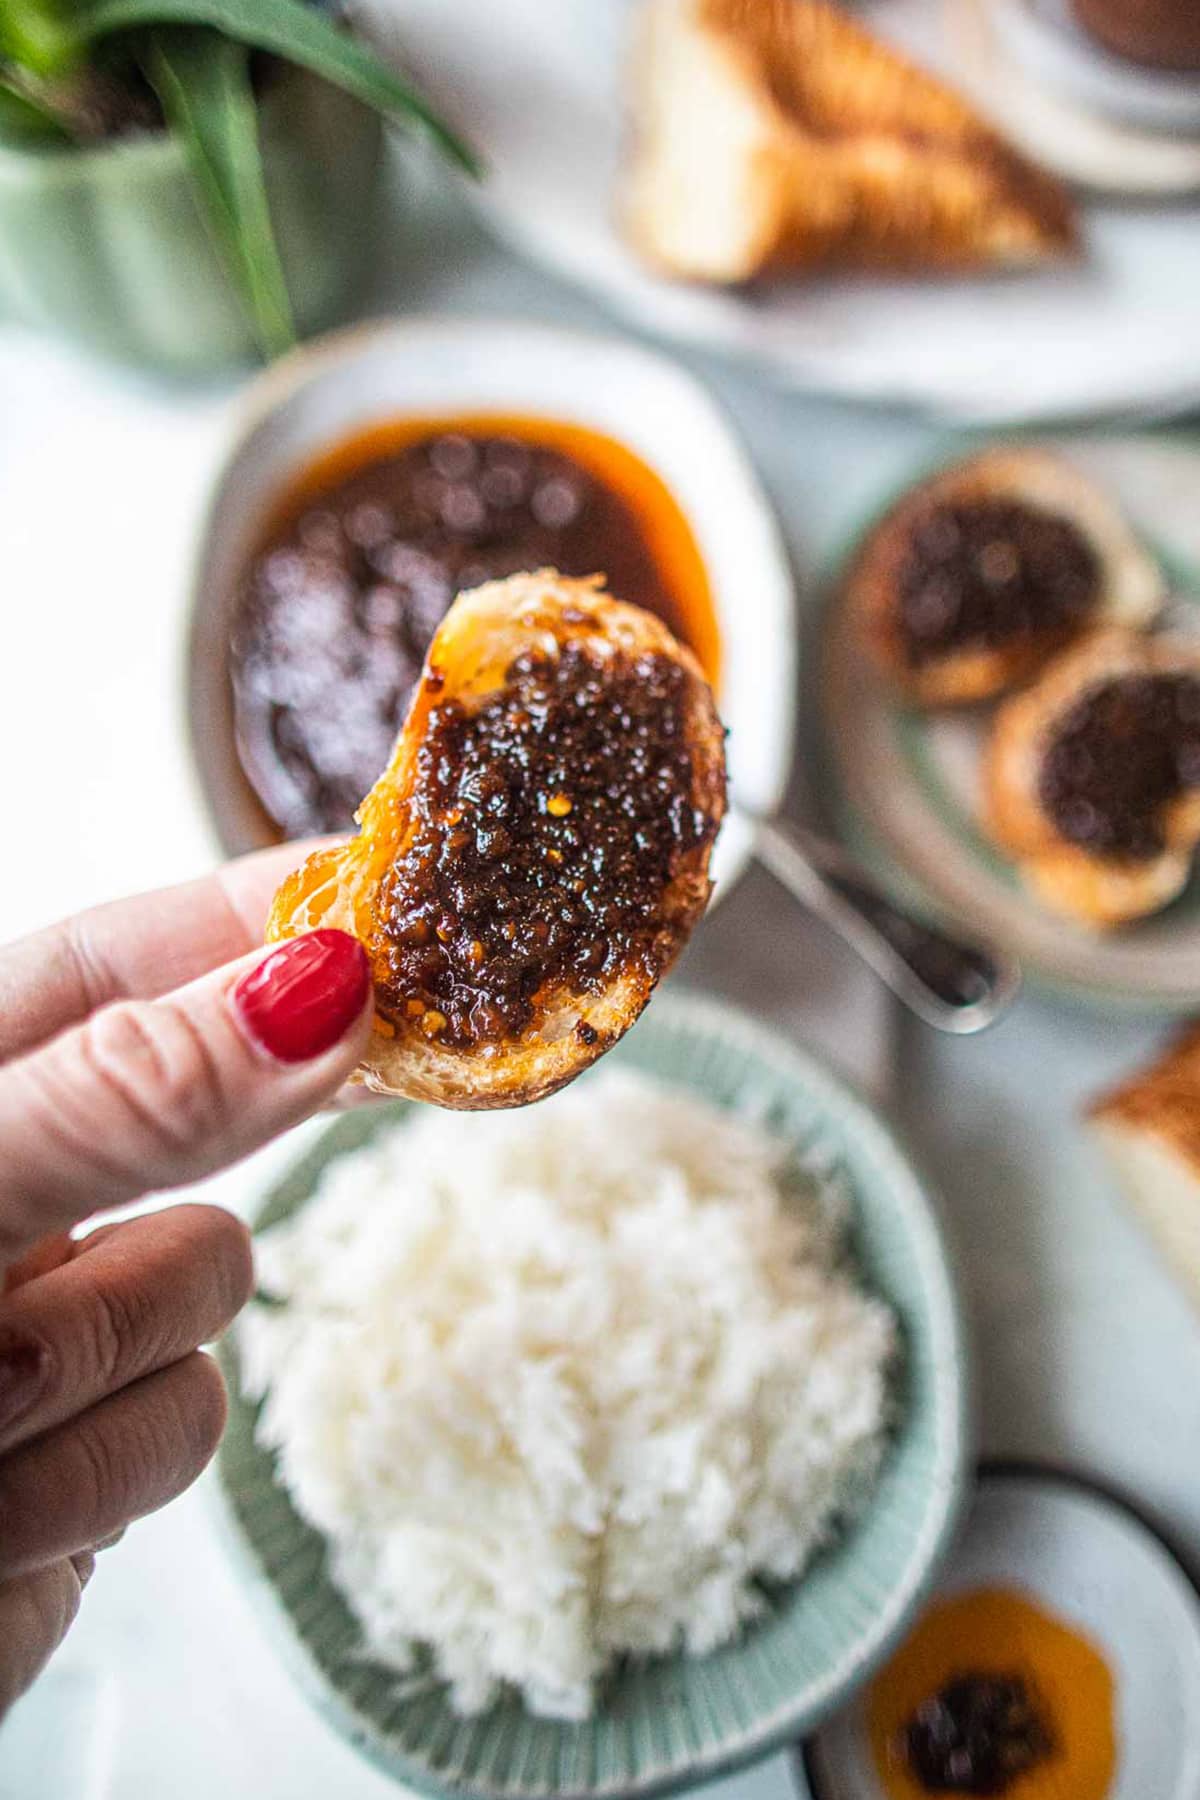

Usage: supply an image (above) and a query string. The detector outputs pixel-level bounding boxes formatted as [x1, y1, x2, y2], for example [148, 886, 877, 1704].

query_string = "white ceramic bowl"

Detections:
[187, 316, 796, 898]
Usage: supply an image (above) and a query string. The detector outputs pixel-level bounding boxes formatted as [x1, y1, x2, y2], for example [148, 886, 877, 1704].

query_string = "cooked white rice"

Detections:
[239, 1070, 895, 1719]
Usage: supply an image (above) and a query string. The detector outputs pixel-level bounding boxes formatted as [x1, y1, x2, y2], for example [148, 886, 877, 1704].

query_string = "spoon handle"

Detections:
[750, 815, 1021, 1034]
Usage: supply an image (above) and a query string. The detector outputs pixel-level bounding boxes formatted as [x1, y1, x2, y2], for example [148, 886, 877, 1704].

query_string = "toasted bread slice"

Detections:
[268, 571, 726, 1108]
[850, 448, 1163, 706]
[1089, 1024, 1200, 1313]
[983, 629, 1200, 930]
[622, 0, 1078, 282]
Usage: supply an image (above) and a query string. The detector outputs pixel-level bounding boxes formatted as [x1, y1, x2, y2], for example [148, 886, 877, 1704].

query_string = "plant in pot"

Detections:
[0, 0, 477, 369]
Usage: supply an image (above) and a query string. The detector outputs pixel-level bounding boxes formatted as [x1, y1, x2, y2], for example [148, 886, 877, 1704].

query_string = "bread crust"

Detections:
[623, 0, 1078, 283]
[267, 572, 727, 1108]
[847, 448, 1163, 706]
[982, 629, 1200, 930]
[1088, 1023, 1200, 1310]
[1089, 1022, 1200, 1165]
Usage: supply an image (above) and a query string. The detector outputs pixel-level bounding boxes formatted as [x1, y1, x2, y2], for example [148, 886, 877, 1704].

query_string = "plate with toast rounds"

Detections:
[376, 0, 1200, 422]
[822, 435, 1200, 1010]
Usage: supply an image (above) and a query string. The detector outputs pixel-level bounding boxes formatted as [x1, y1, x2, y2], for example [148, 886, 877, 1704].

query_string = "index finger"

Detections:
[0, 838, 335, 1064]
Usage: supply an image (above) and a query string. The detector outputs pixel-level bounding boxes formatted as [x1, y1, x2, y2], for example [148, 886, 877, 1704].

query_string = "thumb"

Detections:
[0, 1561, 85, 1719]
[0, 930, 372, 1268]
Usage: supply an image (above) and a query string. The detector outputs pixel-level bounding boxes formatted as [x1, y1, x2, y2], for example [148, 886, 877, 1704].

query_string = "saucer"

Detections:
[995, 0, 1200, 133]
[949, 0, 1200, 193]
[802, 1464, 1200, 1800]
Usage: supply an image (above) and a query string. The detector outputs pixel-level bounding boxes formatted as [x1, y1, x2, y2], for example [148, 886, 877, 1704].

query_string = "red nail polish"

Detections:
[0, 1331, 50, 1433]
[233, 931, 370, 1064]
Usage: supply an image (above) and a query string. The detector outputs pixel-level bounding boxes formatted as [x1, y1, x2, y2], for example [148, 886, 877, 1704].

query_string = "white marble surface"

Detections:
[2, 163, 1199, 1800]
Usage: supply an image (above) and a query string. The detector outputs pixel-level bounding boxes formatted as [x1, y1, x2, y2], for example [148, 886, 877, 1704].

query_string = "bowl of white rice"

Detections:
[216, 995, 966, 1799]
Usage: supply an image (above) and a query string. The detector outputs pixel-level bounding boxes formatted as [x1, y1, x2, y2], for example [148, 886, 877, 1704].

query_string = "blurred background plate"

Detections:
[821, 434, 1200, 1010]
[951, 0, 1200, 195]
[215, 994, 967, 1799]
[802, 1463, 1200, 1800]
[989, 0, 1200, 133]
[373, 0, 1200, 423]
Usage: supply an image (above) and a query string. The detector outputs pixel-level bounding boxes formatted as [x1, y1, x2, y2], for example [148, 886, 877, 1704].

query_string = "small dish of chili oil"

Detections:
[227, 413, 721, 841]
[866, 1587, 1112, 1799]
[801, 1464, 1200, 1800]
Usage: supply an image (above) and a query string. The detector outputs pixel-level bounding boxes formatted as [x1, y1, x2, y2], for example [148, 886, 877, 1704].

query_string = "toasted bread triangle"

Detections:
[1090, 1024, 1200, 1314]
[624, 0, 1078, 281]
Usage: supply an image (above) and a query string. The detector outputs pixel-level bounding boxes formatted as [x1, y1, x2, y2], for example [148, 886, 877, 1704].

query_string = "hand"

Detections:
[0, 843, 373, 1718]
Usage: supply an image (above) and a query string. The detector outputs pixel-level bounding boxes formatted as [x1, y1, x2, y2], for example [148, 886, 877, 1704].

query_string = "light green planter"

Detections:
[0, 67, 384, 371]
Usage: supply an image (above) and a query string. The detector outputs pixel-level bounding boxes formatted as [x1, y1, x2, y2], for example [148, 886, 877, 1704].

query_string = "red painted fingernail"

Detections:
[0, 1331, 50, 1434]
[232, 931, 370, 1064]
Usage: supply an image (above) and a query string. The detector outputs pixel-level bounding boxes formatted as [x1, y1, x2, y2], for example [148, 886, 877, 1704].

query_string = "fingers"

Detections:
[0, 1352, 227, 1583]
[3, 1232, 73, 1296]
[0, 930, 371, 1267]
[0, 838, 338, 1063]
[0, 1206, 252, 1453]
[0, 1561, 84, 1718]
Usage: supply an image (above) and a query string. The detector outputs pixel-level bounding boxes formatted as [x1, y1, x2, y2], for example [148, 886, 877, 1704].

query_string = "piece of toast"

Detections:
[622, 0, 1079, 282]
[267, 571, 727, 1109]
[983, 629, 1200, 930]
[849, 448, 1163, 706]
[1089, 1024, 1200, 1314]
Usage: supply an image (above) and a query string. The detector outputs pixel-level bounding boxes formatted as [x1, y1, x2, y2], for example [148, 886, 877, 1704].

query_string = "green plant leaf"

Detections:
[0, 68, 72, 137]
[0, 0, 85, 77]
[146, 28, 295, 358]
[76, 0, 479, 174]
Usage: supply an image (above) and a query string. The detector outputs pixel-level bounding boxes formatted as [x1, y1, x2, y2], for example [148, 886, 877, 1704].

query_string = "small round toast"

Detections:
[849, 448, 1162, 706]
[983, 629, 1200, 930]
[267, 570, 727, 1107]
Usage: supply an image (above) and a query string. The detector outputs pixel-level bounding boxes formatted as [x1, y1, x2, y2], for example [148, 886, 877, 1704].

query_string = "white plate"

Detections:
[803, 1465, 1200, 1800]
[822, 435, 1200, 1010]
[188, 315, 795, 898]
[377, 0, 1200, 423]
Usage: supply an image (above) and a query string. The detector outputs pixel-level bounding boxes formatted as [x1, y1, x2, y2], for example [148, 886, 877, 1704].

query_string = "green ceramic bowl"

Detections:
[0, 67, 383, 372]
[215, 996, 968, 1799]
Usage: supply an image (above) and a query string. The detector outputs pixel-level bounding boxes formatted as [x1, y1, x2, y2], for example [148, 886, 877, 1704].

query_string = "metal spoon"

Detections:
[748, 813, 1021, 1034]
